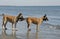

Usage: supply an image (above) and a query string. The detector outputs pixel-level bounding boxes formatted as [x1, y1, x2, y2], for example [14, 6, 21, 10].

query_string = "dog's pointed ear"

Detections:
[17, 13, 22, 17]
[44, 14, 47, 17]
[2, 13, 4, 16]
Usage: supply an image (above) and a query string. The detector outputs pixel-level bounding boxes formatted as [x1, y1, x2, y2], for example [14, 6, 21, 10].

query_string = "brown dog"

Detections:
[0, 13, 24, 30]
[26, 14, 48, 31]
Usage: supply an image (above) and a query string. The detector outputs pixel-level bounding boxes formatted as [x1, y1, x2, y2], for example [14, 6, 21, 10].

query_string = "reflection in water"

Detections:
[11, 30, 16, 39]
[2, 30, 7, 39]
[27, 30, 30, 39]
[36, 31, 39, 39]
[26, 30, 39, 39]
[2, 30, 17, 39]
[2, 30, 39, 39]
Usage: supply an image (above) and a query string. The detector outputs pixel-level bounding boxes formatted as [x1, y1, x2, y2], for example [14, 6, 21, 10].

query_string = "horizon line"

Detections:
[0, 4, 60, 6]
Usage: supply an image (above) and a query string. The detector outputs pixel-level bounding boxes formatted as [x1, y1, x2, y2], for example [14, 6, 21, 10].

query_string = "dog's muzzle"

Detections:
[19, 17, 25, 21]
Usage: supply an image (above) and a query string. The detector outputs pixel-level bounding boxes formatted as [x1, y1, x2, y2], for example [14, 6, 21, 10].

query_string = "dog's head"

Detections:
[43, 14, 48, 21]
[17, 13, 25, 21]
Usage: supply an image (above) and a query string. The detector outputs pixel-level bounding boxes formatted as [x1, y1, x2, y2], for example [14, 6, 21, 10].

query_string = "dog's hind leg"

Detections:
[12, 23, 17, 31]
[12, 23, 16, 30]
[2, 17, 4, 30]
[27, 23, 31, 31]
[26, 18, 31, 31]
[4, 22, 7, 30]
[2, 20, 7, 30]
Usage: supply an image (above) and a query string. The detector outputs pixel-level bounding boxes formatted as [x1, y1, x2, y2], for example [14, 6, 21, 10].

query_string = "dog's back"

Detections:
[26, 17, 42, 24]
[3, 15, 16, 23]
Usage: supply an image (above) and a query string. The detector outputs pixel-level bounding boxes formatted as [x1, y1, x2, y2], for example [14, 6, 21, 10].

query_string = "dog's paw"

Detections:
[12, 29, 18, 31]
[5, 28, 7, 30]
[28, 29, 31, 31]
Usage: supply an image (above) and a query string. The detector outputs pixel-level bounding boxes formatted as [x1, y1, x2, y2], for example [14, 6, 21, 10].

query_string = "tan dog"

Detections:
[26, 14, 48, 31]
[0, 13, 24, 30]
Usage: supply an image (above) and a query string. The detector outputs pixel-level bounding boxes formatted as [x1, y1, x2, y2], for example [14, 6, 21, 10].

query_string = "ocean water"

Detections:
[0, 6, 60, 39]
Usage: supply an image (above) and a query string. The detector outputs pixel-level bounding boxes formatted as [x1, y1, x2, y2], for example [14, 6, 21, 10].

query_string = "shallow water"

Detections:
[0, 23, 60, 39]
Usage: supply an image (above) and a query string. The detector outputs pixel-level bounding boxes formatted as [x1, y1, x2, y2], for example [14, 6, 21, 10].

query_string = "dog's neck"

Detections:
[39, 17, 44, 23]
[16, 18, 19, 22]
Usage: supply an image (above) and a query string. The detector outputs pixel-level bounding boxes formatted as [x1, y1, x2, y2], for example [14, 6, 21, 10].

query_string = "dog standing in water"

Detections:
[0, 13, 24, 30]
[26, 14, 48, 31]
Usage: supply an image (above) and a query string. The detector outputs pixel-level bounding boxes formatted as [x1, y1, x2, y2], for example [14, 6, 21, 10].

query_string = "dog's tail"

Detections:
[0, 13, 4, 16]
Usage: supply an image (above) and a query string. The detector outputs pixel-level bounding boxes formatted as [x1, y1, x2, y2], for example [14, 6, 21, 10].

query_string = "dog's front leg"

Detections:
[12, 23, 17, 31]
[12, 23, 14, 30]
[12, 23, 16, 31]
[36, 24, 39, 32]
[15, 23, 18, 31]
[15, 23, 16, 28]
[2, 24, 7, 30]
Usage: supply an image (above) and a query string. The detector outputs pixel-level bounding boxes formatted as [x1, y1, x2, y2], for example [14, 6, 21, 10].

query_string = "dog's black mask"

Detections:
[43, 14, 48, 21]
[16, 13, 25, 22]
[19, 16, 25, 21]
